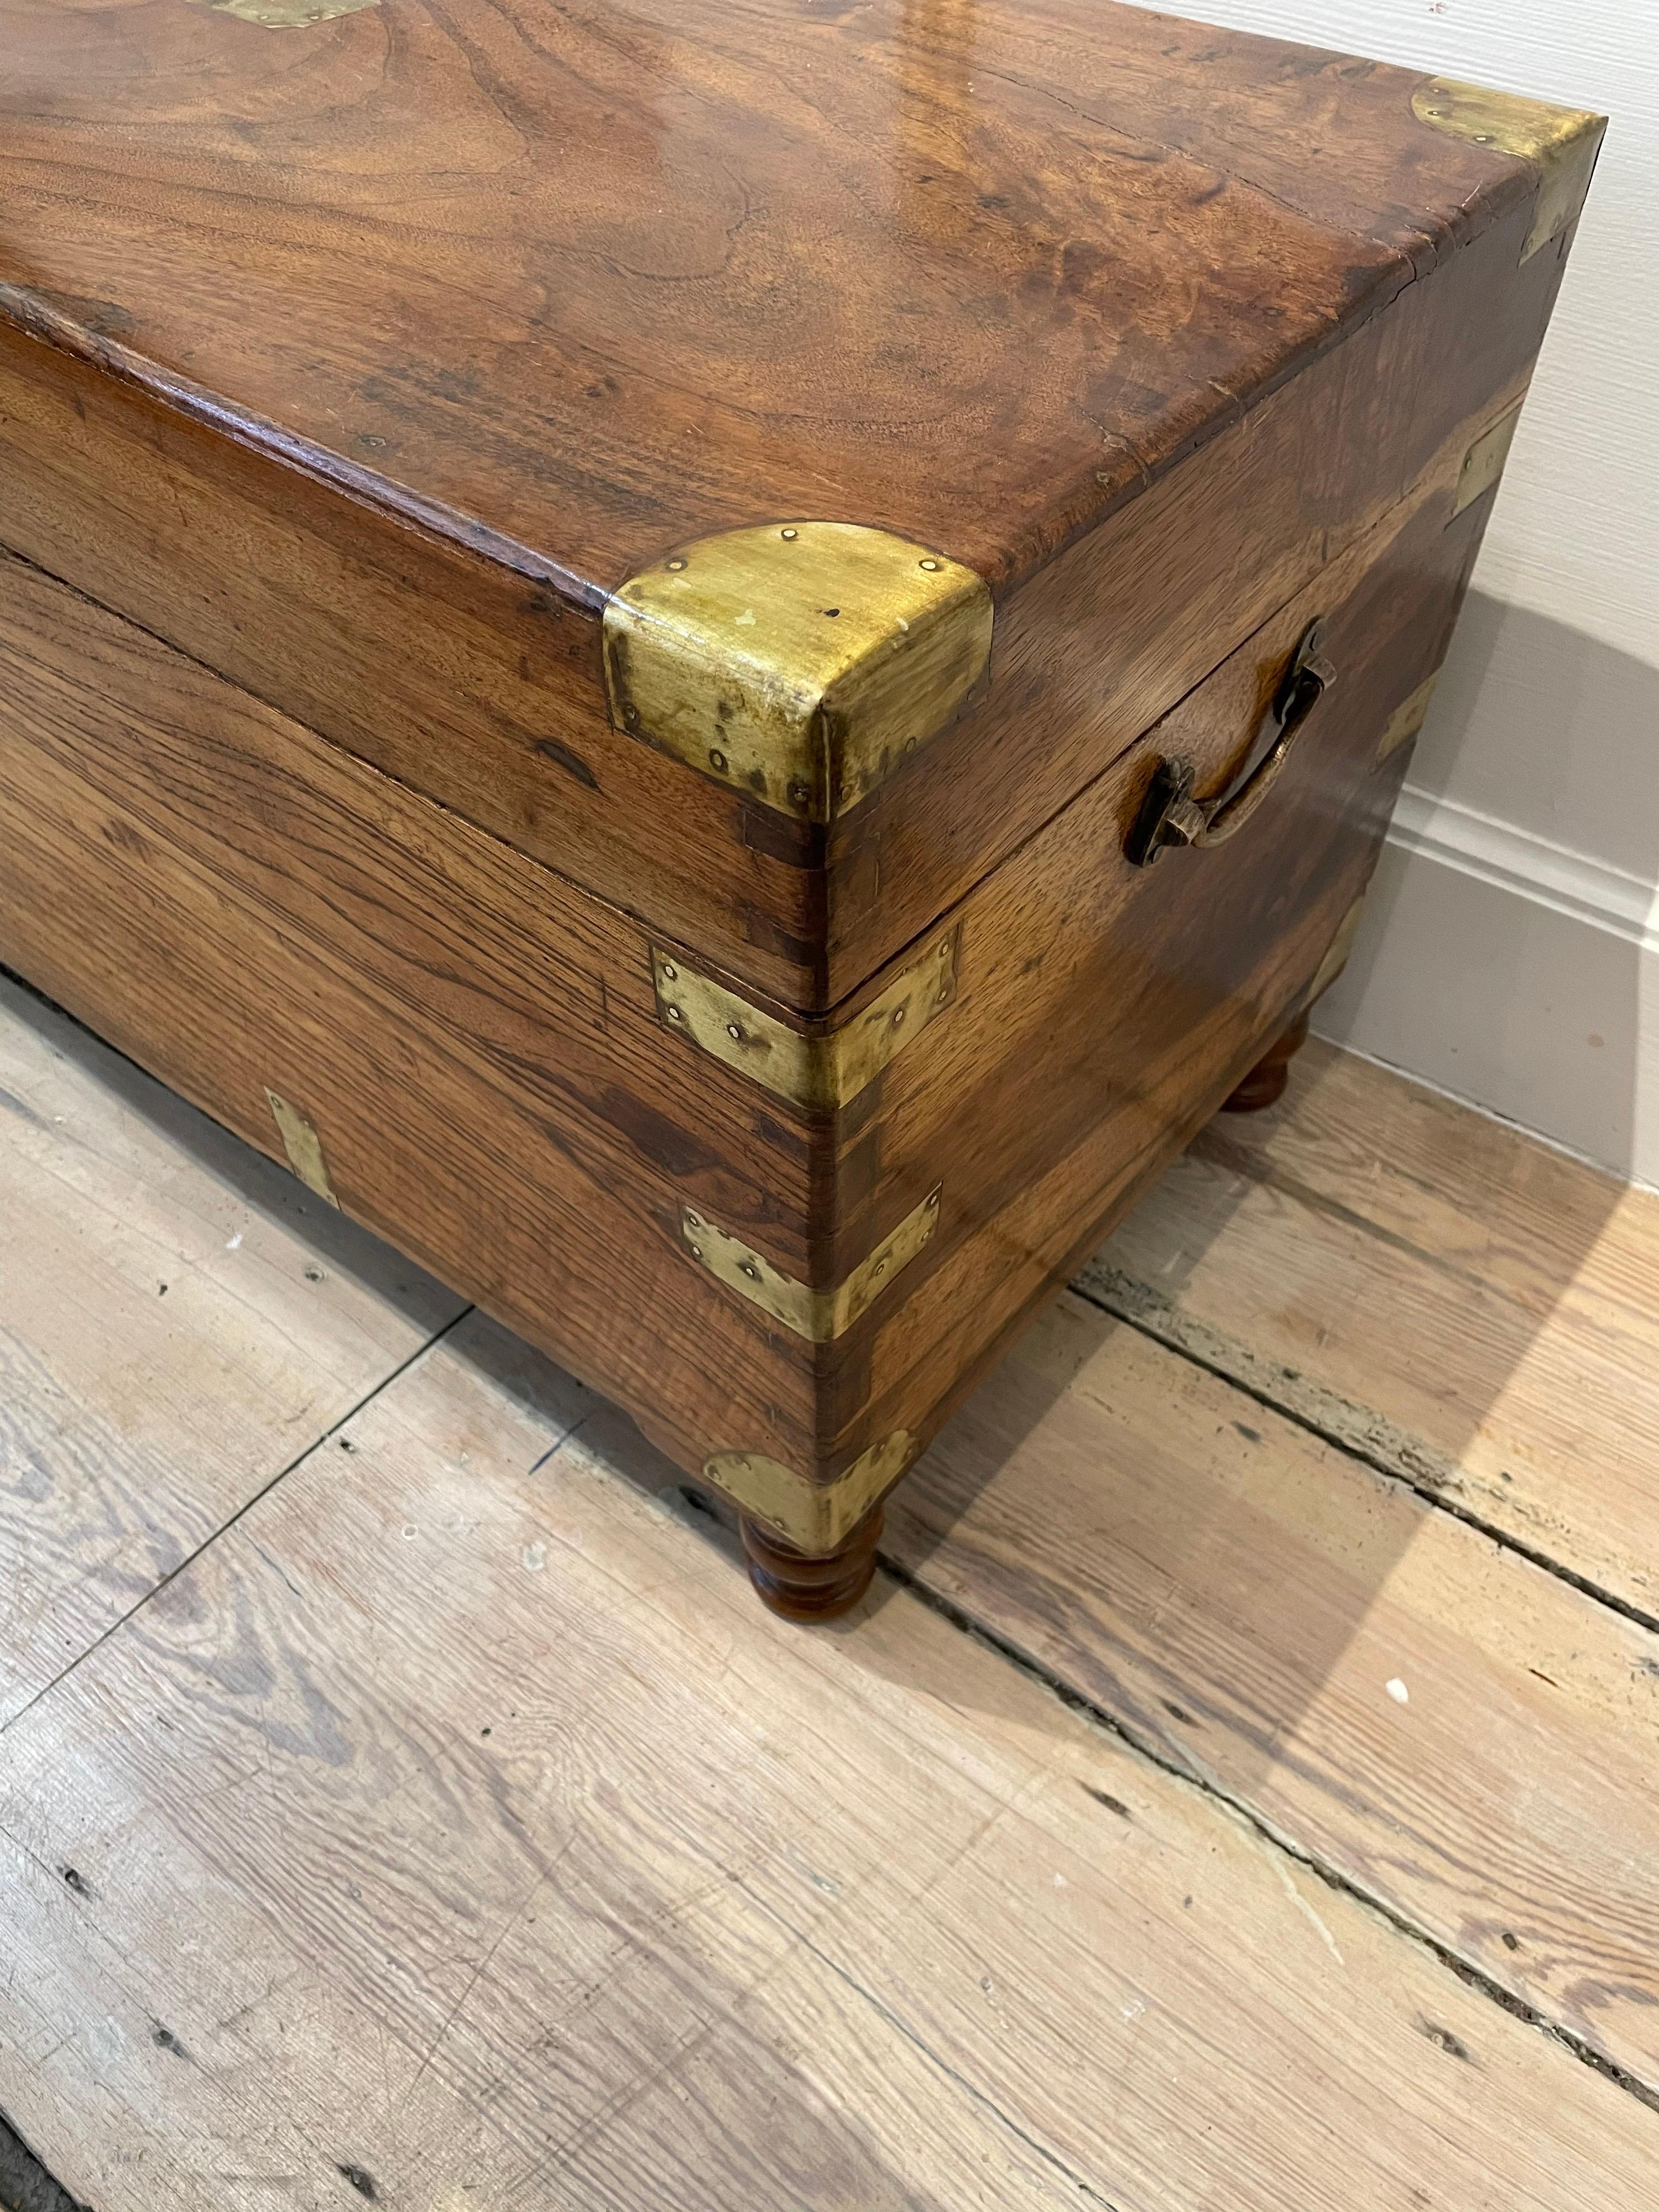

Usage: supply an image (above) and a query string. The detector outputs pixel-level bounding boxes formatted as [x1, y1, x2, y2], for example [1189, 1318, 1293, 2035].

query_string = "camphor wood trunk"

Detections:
[0, 2, 1601, 1613]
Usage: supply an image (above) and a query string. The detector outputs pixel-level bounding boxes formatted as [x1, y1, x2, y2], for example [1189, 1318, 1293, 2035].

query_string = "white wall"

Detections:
[1130, 0, 1659, 1186]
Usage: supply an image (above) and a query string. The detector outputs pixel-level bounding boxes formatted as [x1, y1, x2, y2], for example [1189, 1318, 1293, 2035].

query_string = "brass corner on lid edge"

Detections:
[604, 521, 993, 822]
[1411, 78, 1607, 259]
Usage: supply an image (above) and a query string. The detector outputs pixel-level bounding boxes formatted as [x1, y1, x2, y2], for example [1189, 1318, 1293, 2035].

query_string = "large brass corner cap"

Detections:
[603, 521, 993, 821]
[1412, 78, 1606, 259]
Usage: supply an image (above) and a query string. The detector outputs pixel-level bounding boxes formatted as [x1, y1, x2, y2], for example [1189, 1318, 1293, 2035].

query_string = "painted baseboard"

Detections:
[1313, 783, 1659, 1191]
[1387, 786, 1659, 956]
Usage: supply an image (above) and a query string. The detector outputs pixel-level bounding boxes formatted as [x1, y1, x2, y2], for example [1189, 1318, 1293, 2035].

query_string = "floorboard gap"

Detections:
[0, 1306, 474, 1744]
[0, 2109, 95, 2212]
[1073, 1267, 1659, 1642]
[878, 1551, 1659, 2121]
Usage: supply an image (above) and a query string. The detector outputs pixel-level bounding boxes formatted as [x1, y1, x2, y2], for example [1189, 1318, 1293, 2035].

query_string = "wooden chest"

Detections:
[0, 2, 1600, 1615]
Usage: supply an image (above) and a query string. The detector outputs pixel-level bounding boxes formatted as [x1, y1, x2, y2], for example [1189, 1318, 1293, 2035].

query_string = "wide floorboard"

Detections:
[2, 992, 1657, 2208]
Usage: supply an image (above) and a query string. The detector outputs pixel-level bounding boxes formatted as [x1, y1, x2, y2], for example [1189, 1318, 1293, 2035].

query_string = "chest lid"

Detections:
[0, 0, 1602, 1006]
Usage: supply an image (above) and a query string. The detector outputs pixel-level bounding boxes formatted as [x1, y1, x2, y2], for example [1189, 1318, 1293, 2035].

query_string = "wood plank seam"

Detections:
[1073, 1258, 1659, 1644]
[0, 1296, 472, 1736]
[0, 970, 484, 1733]
[872, 1549, 1659, 2123]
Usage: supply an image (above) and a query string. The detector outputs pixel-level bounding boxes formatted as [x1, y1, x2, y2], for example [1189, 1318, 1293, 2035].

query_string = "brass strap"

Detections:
[703, 1431, 917, 1553]
[653, 927, 957, 1111]
[683, 1188, 940, 1342]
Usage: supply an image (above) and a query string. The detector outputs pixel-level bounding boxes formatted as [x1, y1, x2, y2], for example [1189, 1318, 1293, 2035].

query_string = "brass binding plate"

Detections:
[682, 1188, 941, 1343]
[264, 1088, 340, 1206]
[653, 928, 958, 1112]
[703, 1432, 917, 1554]
[189, 0, 380, 23]
[1452, 405, 1524, 517]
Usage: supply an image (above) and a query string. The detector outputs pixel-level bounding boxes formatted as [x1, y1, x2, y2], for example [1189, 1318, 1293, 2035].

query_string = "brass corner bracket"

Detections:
[682, 1187, 940, 1342]
[604, 521, 993, 821]
[703, 1431, 917, 1554]
[265, 1088, 340, 1206]
[1412, 79, 1606, 260]
[653, 926, 958, 1112]
[1452, 404, 1523, 517]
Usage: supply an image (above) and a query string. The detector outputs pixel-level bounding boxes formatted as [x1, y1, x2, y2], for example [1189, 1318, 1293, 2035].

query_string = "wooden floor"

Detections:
[3, 968, 1659, 2212]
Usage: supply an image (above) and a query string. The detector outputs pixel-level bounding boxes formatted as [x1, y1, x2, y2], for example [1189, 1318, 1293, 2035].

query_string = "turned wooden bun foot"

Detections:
[740, 1510, 883, 1622]
[1220, 1009, 1311, 1114]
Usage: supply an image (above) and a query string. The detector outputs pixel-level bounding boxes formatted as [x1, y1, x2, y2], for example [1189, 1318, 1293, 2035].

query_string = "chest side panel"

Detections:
[821, 183, 1576, 999]
[807, 399, 1503, 1494]
[0, 548, 848, 1486]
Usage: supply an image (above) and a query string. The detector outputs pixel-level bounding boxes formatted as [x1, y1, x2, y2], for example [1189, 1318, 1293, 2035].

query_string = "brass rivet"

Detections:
[709, 748, 728, 771]
[874, 1259, 887, 1276]
[787, 780, 812, 807]
[740, 1261, 761, 1280]
[666, 1005, 685, 1022]
[926, 1191, 940, 1208]
[919, 557, 942, 571]
[937, 984, 951, 1003]
[661, 961, 678, 981]
[780, 527, 799, 541]
[623, 705, 641, 730]
[690, 1244, 703, 1259]
[891, 1008, 905, 1028]
[666, 556, 687, 571]
[685, 1211, 702, 1228]
[726, 1022, 743, 1041]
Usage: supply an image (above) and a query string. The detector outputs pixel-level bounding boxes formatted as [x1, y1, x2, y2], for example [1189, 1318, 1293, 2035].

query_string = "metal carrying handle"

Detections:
[1126, 619, 1336, 867]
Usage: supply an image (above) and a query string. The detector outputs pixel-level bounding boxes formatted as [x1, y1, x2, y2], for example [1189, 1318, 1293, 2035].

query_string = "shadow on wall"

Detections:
[1317, 587, 1659, 1190]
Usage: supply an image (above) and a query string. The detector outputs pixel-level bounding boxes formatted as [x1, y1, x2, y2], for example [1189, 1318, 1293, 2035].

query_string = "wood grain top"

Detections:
[0, 0, 1537, 604]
